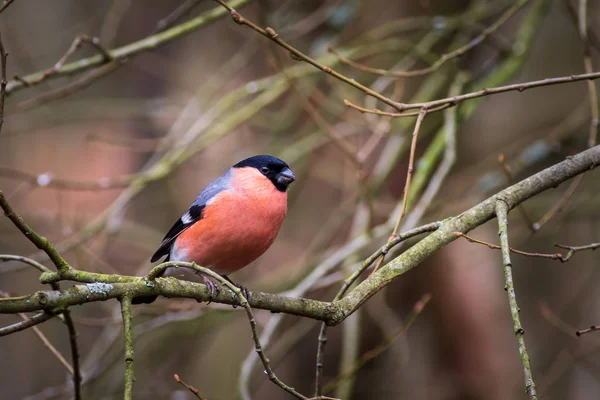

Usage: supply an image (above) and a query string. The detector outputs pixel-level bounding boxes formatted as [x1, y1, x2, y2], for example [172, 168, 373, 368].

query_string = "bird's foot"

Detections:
[223, 276, 250, 307]
[200, 275, 221, 304]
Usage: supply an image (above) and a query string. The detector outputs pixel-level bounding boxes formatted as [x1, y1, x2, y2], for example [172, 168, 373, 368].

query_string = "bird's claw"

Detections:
[223, 276, 250, 308]
[202, 277, 221, 305]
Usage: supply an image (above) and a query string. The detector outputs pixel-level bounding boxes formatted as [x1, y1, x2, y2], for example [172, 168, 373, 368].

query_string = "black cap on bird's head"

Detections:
[233, 155, 295, 192]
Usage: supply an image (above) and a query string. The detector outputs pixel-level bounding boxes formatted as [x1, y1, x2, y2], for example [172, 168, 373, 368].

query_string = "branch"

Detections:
[333, 144, 600, 322]
[150, 261, 308, 398]
[4, 0, 252, 96]
[0, 311, 54, 337]
[174, 374, 206, 400]
[328, 0, 529, 78]
[322, 293, 432, 395]
[212, 0, 404, 112]
[0, 191, 70, 272]
[554, 241, 600, 261]
[454, 233, 566, 262]
[313, 221, 441, 396]
[120, 296, 134, 400]
[0, 146, 599, 326]
[345, 70, 600, 116]
[0, 0, 14, 14]
[0, 31, 6, 135]
[496, 200, 537, 400]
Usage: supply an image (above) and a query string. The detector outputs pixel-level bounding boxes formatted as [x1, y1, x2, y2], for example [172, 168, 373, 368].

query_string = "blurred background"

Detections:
[1, 0, 600, 399]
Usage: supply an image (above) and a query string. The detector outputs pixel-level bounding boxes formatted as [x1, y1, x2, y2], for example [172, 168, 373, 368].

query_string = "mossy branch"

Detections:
[1, 145, 599, 326]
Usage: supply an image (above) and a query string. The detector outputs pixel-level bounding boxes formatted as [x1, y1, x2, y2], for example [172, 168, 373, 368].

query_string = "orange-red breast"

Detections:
[133, 155, 295, 304]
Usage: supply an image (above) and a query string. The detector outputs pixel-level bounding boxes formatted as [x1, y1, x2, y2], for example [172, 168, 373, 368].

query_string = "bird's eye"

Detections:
[260, 166, 270, 174]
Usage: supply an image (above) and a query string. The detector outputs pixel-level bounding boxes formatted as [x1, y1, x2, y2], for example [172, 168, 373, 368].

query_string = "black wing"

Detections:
[150, 204, 205, 262]
[150, 171, 231, 263]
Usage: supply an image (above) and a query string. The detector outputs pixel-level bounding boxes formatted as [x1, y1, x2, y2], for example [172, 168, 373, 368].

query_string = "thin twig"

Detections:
[0, 166, 132, 190]
[0, 0, 14, 14]
[392, 108, 428, 238]
[0, 311, 54, 336]
[174, 374, 206, 400]
[100, 0, 132, 46]
[496, 200, 537, 400]
[454, 232, 567, 261]
[29, 321, 74, 375]
[578, 0, 599, 147]
[17, 34, 112, 88]
[533, 173, 583, 231]
[576, 325, 600, 336]
[120, 296, 134, 400]
[0, 195, 81, 397]
[0, 191, 71, 272]
[323, 294, 432, 394]
[62, 310, 82, 400]
[328, 0, 529, 78]
[16, 59, 122, 111]
[313, 222, 441, 397]
[0, 31, 7, 135]
[531, 0, 600, 231]
[5, 0, 252, 95]
[0, 254, 52, 273]
[206, 270, 308, 399]
[554, 241, 600, 261]
[345, 70, 600, 116]
[155, 0, 202, 33]
[497, 154, 536, 231]
[212, 0, 405, 112]
[345, 100, 449, 118]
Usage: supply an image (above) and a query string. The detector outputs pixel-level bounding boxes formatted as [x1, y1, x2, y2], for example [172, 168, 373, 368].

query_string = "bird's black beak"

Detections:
[276, 168, 296, 187]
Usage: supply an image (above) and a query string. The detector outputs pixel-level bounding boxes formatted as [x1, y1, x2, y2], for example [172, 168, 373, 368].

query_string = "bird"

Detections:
[133, 155, 295, 304]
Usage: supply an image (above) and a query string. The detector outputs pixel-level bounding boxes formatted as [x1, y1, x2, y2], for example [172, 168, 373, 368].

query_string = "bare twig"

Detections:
[62, 310, 82, 400]
[576, 325, 600, 336]
[149, 262, 309, 399]
[0, 194, 82, 398]
[0, 166, 132, 190]
[120, 296, 134, 400]
[392, 108, 428, 238]
[497, 154, 536, 230]
[16, 34, 112, 88]
[0, 31, 7, 135]
[314, 222, 441, 397]
[5, 0, 252, 95]
[578, 0, 599, 147]
[454, 232, 567, 261]
[344, 71, 600, 116]
[0, 311, 54, 337]
[323, 294, 432, 394]
[174, 374, 206, 400]
[554, 241, 600, 261]
[531, 0, 600, 230]
[496, 200, 537, 400]
[213, 0, 404, 112]
[11, 308, 74, 375]
[328, 0, 529, 78]
[16, 59, 122, 111]
[0, 254, 52, 273]
[155, 0, 202, 33]
[344, 100, 450, 118]
[0, 191, 71, 272]
[100, 0, 132, 46]
[0, 0, 14, 14]
[533, 173, 583, 231]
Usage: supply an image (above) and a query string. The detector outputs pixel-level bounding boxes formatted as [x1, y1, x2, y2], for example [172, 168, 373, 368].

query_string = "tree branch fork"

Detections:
[1, 145, 599, 327]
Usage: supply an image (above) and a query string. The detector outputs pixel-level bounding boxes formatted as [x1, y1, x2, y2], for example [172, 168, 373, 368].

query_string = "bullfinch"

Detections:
[133, 155, 295, 304]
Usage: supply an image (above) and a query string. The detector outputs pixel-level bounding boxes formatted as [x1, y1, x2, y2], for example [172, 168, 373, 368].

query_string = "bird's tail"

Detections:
[132, 256, 169, 305]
